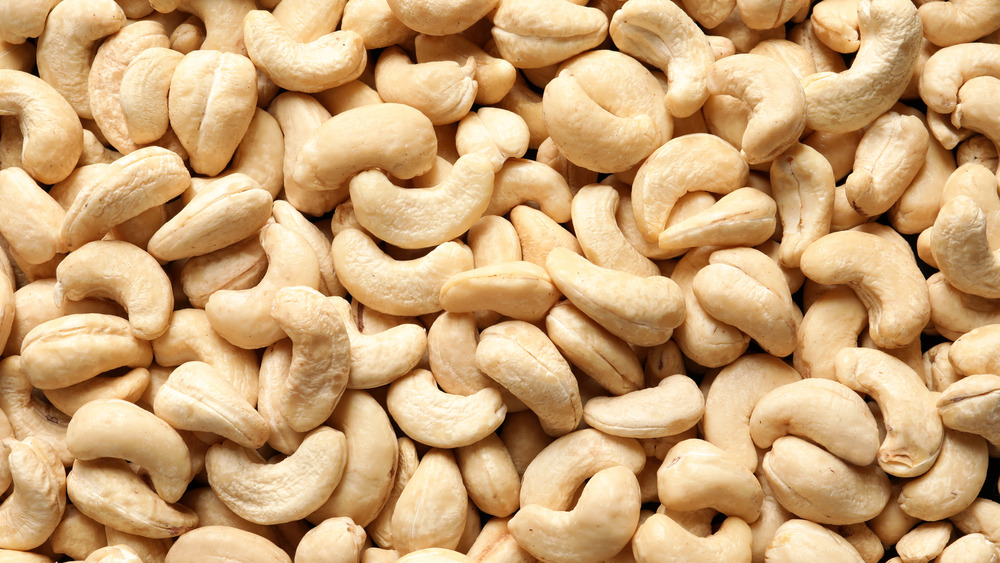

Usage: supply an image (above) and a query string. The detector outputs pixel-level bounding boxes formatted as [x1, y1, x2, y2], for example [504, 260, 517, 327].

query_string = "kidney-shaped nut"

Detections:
[657, 187, 777, 252]
[206, 427, 347, 525]
[486, 159, 573, 222]
[836, 347, 944, 478]
[763, 435, 891, 525]
[476, 320, 581, 437]
[633, 513, 753, 563]
[770, 142, 835, 268]
[937, 374, 1000, 446]
[439, 261, 561, 323]
[20, 313, 152, 390]
[571, 184, 658, 278]
[800, 230, 929, 349]
[0, 357, 72, 467]
[119, 47, 184, 145]
[0, 167, 67, 266]
[765, 519, 865, 562]
[43, 366, 149, 417]
[54, 240, 172, 341]
[0, 70, 84, 185]
[164, 525, 289, 563]
[374, 46, 477, 126]
[350, 152, 494, 250]
[508, 465, 640, 563]
[658, 439, 763, 523]
[931, 196, 1000, 299]
[391, 448, 468, 554]
[542, 50, 671, 174]
[67, 399, 191, 504]
[583, 375, 704, 438]
[0, 437, 65, 551]
[387, 369, 506, 449]
[491, 0, 609, 69]
[454, 435, 520, 519]
[897, 427, 988, 521]
[707, 53, 806, 164]
[244, 10, 365, 94]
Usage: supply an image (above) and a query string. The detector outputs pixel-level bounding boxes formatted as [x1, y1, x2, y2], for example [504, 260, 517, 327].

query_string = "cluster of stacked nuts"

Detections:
[4, 0, 1000, 560]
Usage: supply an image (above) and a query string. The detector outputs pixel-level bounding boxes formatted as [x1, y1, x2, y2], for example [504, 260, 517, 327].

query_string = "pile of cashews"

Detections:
[4, 0, 1000, 561]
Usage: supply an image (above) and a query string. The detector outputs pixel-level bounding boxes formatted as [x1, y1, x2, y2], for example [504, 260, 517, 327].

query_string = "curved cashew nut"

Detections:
[583, 375, 704, 438]
[0, 0, 60, 45]
[54, 240, 172, 340]
[707, 53, 806, 164]
[938, 533, 998, 563]
[632, 133, 748, 243]
[542, 50, 671, 173]
[633, 513, 753, 562]
[0, 167, 67, 266]
[43, 366, 149, 417]
[386, 0, 496, 35]
[509, 465, 640, 563]
[244, 10, 365, 93]
[416, 35, 515, 106]
[835, 347, 944, 477]
[486, 159, 573, 222]
[545, 301, 643, 395]
[454, 434, 520, 518]
[0, 357, 72, 467]
[811, 0, 860, 53]
[35, 0, 125, 120]
[897, 427, 988, 521]
[610, 0, 714, 118]
[164, 525, 289, 563]
[770, 143, 835, 268]
[937, 374, 1000, 446]
[919, 0, 1000, 47]
[374, 46, 477, 126]
[205, 222, 321, 350]
[844, 110, 929, 218]
[571, 184, 659, 278]
[67, 458, 198, 538]
[921, 43, 1000, 115]
[153, 361, 268, 449]
[954, 77, 1000, 160]
[439, 261, 560, 323]
[750, 378, 879, 465]
[926, 272, 1000, 341]
[491, 0, 609, 69]
[800, 230, 929, 349]
[546, 247, 685, 347]
[179, 234, 267, 310]
[61, 146, 191, 251]
[0, 437, 65, 551]
[257, 340, 305, 455]
[206, 427, 347, 525]
[931, 195, 1000, 299]
[294, 516, 365, 563]
[148, 0, 256, 53]
[391, 448, 468, 553]
[0, 70, 83, 184]
[765, 520, 866, 562]
[332, 228, 473, 317]
[427, 312, 495, 396]
[657, 439, 763, 522]
[387, 369, 506, 449]
[476, 320, 581, 436]
[658, 187, 777, 252]
[119, 47, 184, 145]
[351, 152, 494, 249]
[67, 399, 191, 504]
[803, 0, 921, 133]
[454, 108, 529, 173]
[892, 522, 952, 563]
[762, 435, 892, 525]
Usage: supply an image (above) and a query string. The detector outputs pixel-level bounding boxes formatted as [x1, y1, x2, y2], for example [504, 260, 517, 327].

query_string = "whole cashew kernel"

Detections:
[0, 437, 65, 551]
[164, 526, 289, 563]
[491, 0, 609, 69]
[765, 519, 865, 562]
[0, 167, 68, 266]
[119, 47, 184, 146]
[374, 46, 477, 126]
[632, 513, 753, 563]
[582, 374, 704, 438]
[897, 427, 988, 521]
[937, 373, 1000, 446]
[657, 439, 763, 522]
[391, 448, 468, 554]
[294, 516, 365, 563]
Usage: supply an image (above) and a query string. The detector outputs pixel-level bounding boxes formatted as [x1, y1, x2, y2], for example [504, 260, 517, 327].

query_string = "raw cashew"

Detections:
[119, 47, 184, 145]
[749, 378, 880, 465]
[243, 10, 365, 93]
[67, 458, 198, 539]
[0, 0, 61, 45]
[454, 435, 520, 518]
[0, 357, 72, 466]
[811, 0, 860, 53]
[657, 439, 763, 522]
[67, 399, 191, 504]
[415, 35, 516, 106]
[147, 0, 256, 53]
[325, 297, 424, 390]
[439, 261, 560, 322]
[897, 427, 988, 521]
[542, 50, 671, 173]
[295, 516, 365, 563]
[206, 427, 347, 525]
[466, 516, 533, 562]
[571, 184, 658, 278]
[953, 76, 1000, 149]
[0, 437, 65, 551]
[509, 465, 640, 563]
[257, 340, 305, 455]
[583, 375, 703, 438]
[937, 374, 1000, 445]
[835, 347, 944, 477]
[0, 167, 67, 266]
[205, 222, 321, 350]
[386, 0, 496, 35]
[391, 448, 468, 554]
[706, 53, 806, 163]
[0, 70, 84, 184]
[919, 0, 1000, 47]
[894, 521, 952, 563]
[164, 526, 289, 563]
[765, 520, 865, 562]
[802, 0, 922, 132]
[54, 241, 172, 340]
[490, 0, 609, 69]
[222, 109, 284, 198]
[937, 533, 999, 563]
[632, 514, 753, 563]
[770, 143, 835, 268]
[341, 0, 415, 50]
[179, 236, 267, 310]
[386, 369, 506, 449]
[476, 320, 582, 436]
[932, 196, 1000, 299]
[374, 46, 477, 125]
[454, 108, 529, 173]
[657, 187, 777, 252]
[800, 230, 930, 349]
[486, 159, 573, 222]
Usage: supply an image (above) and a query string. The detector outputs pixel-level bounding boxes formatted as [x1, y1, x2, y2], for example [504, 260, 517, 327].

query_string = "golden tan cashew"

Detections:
[0, 0, 60, 45]
[67, 399, 191, 503]
[657, 187, 777, 252]
[151, 308, 259, 406]
[692, 246, 799, 357]
[799, 230, 929, 349]
[61, 146, 190, 251]
[50, 505, 107, 561]
[802, 0, 921, 133]
[835, 347, 944, 477]
[937, 374, 1000, 445]
[542, 50, 671, 174]
[583, 375, 704, 438]
[508, 465, 639, 563]
[168, 50, 257, 176]
[148, 174, 273, 263]
[67, 457, 198, 538]
[54, 241, 172, 340]
[118, 47, 184, 146]
[519, 428, 644, 510]
[454, 434, 520, 518]
[938, 533, 999, 563]
[205, 223, 321, 350]
[391, 448, 467, 554]
[486, 159, 573, 222]
[350, 153, 494, 250]
[386, 369, 506, 448]
[894, 521, 952, 563]
[658, 439, 763, 522]
[749, 378, 879, 466]
[20, 313, 152, 390]
[0, 167, 66, 266]
[897, 427, 988, 521]
[633, 513, 753, 563]
[438, 261, 560, 323]
[0, 437, 65, 551]
[491, 0, 608, 69]
[545, 247, 684, 347]
[632, 133, 749, 243]
[765, 520, 865, 562]
[333, 229, 472, 317]
[148, 0, 255, 53]
[206, 427, 347, 525]
[0, 70, 84, 185]
[0, 357, 72, 466]
[762, 435, 891, 525]
[374, 47, 476, 126]
[308, 390, 398, 527]
[153, 361, 268, 449]
[769, 143, 835, 268]
[295, 516, 365, 563]
[476, 320, 581, 436]
[416, 36, 516, 106]
[164, 526, 290, 563]
[811, 0, 860, 53]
